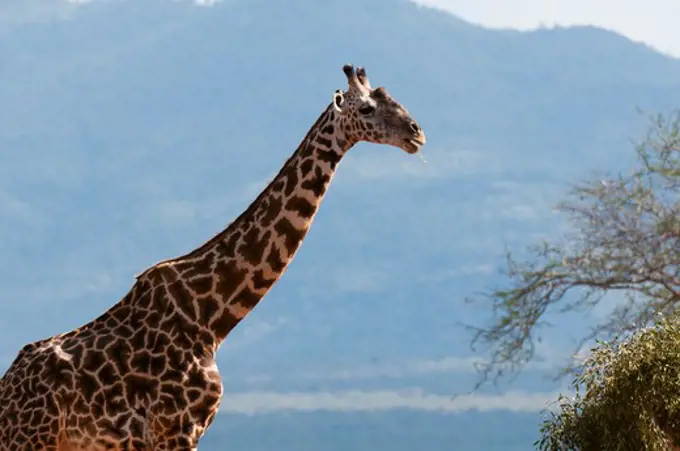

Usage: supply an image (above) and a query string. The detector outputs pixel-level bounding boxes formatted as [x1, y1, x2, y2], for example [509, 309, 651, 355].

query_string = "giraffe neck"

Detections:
[127, 105, 353, 353]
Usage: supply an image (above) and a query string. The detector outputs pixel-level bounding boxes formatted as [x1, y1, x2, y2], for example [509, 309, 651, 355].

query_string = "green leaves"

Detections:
[537, 318, 680, 450]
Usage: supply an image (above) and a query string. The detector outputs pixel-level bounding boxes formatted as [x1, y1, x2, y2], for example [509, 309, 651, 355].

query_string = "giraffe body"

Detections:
[0, 64, 426, 450]
[0, 316, 222, 450]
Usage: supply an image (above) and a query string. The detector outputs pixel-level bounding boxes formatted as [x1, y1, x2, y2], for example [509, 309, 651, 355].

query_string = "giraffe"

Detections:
[0, 64, 426, 450]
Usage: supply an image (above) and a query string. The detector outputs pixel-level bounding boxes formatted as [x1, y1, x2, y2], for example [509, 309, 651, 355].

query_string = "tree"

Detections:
[537, 317, 680, 450]
[468, 111, 680, 385]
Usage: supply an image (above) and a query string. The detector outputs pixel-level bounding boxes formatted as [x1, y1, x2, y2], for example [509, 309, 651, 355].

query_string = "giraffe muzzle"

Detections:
[404, 127, 426, 154]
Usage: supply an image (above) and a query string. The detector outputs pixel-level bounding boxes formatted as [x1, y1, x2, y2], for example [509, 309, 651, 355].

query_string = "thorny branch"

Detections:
[467, 111, 680, 387]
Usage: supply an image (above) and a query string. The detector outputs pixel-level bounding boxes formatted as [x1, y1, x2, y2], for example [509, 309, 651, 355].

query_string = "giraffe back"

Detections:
[0, 294, 223, 450]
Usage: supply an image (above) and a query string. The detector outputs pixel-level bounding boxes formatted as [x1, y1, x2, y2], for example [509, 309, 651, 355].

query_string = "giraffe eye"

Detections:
[358, 104, 376, 115]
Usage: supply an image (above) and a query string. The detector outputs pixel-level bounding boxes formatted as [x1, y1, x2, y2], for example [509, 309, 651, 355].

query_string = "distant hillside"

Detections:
[2, 0, 680, 397]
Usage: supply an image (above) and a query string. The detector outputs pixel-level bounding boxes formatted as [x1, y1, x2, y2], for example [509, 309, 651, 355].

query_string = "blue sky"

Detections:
[2, 0, 680, 437]
[419, 0, 680, 57]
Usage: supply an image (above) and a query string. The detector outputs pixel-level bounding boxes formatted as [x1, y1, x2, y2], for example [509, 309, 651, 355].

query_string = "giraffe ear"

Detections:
[332, 90, 345, 113]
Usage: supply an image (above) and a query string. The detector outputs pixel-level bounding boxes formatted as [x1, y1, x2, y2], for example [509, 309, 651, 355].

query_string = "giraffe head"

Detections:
[331, 64, 426, 154]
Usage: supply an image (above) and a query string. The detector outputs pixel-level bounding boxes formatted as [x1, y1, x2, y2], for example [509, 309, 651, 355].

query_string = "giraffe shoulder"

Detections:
[134, 258, 178, 280]
[3, 337, 53, 372]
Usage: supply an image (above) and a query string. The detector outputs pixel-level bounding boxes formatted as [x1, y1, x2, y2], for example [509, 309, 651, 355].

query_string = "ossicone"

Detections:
[356, 66, 371, 90]
[342, 63, 369, 93]
[342, 64, 355, 78]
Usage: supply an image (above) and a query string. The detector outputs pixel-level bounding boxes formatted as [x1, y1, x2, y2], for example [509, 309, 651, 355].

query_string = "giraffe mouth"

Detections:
[404, 137, 426, 154]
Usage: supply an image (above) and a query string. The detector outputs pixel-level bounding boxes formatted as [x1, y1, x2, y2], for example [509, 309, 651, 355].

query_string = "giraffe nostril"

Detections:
[409, 121, 420, 134]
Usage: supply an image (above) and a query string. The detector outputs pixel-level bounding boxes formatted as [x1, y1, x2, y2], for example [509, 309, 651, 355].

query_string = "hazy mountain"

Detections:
[2, 0, 680, 448]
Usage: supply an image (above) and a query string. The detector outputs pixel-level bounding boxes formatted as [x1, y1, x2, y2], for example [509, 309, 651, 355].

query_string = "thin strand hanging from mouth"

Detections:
[417, 150, 428, 164]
